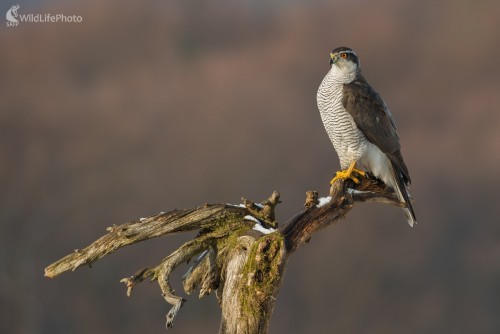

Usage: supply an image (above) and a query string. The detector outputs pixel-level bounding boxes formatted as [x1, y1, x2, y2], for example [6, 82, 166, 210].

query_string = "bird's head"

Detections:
[329, 47, 361, 82]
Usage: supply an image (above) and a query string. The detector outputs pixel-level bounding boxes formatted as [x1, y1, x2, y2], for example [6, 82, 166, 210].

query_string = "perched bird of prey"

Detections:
[317, 47, 416, 226]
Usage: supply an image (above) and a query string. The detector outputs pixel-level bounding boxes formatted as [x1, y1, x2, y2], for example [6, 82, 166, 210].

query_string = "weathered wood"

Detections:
[44, 204, 247, 278]
[219, 232, 286, 334]
[281, 176, 400, 253]
[44, 175, 404, 333]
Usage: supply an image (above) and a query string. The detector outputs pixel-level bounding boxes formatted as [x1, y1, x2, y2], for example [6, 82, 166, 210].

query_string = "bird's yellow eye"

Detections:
[340, 53, 347, 59]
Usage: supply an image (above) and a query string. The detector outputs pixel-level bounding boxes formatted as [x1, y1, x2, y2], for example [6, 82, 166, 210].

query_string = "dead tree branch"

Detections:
[45, 175, 402, 333]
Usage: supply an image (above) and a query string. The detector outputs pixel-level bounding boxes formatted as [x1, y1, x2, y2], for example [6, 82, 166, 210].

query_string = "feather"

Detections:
[342, 76, 416, 225]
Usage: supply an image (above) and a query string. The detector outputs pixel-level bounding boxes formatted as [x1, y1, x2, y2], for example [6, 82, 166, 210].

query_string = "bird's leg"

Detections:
[330, 161, 366, 185]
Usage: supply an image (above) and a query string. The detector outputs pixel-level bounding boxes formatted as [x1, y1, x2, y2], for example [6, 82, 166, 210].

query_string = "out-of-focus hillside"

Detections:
[1, 1, 500, 333]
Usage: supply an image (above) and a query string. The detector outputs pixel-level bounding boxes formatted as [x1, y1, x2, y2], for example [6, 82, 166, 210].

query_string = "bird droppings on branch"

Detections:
[316, 196, 332, 208]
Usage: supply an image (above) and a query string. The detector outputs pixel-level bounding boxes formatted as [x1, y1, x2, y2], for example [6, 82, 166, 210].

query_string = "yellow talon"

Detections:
[331, 170, 359, 184]
[330, 161, 366, 185]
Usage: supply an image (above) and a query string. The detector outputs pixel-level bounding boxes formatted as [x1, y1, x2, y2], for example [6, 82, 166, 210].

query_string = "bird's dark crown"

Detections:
[331, 46, 354, 54]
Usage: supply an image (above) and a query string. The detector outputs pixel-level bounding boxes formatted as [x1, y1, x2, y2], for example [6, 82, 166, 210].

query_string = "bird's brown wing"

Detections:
[342, 78, 410, 184]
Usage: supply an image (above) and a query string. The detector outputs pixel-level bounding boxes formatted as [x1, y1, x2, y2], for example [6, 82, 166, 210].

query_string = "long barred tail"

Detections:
[390, 163, 417, 227]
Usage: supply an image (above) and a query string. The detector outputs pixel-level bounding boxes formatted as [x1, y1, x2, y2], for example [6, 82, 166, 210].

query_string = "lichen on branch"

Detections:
[44, 175, 403, 333]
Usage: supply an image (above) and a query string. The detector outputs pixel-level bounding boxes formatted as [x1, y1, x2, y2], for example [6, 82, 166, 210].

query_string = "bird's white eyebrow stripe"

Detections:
[335, 50, 357, 56]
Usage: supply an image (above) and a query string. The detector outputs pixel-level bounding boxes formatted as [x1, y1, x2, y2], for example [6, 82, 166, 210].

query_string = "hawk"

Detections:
[317, 47, 417, 226]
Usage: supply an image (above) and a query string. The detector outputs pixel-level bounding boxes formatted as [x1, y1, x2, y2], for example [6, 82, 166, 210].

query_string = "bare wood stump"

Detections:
[45, 176, 403, 333]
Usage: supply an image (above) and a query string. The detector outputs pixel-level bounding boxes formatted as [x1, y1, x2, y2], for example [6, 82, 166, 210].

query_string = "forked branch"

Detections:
[45, 175, 402, 333]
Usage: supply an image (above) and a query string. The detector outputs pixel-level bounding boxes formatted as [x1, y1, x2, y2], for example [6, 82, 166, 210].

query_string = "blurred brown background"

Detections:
[1, 0, 500, 333]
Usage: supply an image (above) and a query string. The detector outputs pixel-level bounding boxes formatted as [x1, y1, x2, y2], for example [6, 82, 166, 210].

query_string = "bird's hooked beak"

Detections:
[330, 52, 338, 65]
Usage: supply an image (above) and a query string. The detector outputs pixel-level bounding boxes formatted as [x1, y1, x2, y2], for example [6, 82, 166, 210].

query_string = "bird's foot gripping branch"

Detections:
[44, 175, 403, 334]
